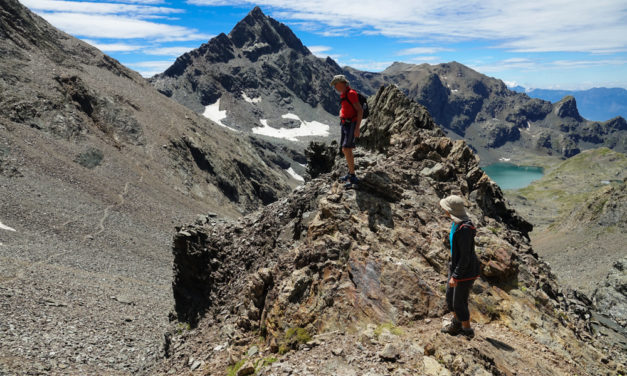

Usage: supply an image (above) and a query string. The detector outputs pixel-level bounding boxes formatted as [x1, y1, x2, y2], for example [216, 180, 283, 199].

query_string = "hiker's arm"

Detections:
[451, 229, 472, 280]
[353, 100, 363, 137]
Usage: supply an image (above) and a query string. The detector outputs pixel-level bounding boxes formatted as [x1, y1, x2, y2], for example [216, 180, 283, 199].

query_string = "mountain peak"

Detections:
[555, 95, 583, 121]
[228, 7, 309, 57]
[248, 6, 265, 19]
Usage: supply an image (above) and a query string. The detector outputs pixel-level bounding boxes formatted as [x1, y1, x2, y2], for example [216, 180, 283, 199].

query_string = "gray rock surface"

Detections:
[0, 0, 295, 374]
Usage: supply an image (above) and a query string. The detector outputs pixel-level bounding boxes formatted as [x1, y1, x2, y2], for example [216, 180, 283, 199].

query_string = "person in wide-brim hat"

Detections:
[439, 195, 470, 223]
[439, 195, 480, 338]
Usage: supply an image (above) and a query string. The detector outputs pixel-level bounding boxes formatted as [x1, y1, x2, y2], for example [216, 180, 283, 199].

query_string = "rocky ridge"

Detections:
[156, 86, 625, 375]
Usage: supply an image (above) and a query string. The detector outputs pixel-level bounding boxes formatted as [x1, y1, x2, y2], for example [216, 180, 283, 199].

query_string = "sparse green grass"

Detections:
[278, 326, 311, 354]
[255, 356, 278, 370]
[175, 322, 191, 334]
[374, 322, 403, 337]
[227, 358, 247, 376]
[285, 327, 311, 344]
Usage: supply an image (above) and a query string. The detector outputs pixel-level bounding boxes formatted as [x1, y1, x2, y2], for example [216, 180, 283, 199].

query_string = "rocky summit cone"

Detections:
[157, 86, 625, 375]
[228, 6, 310, 57]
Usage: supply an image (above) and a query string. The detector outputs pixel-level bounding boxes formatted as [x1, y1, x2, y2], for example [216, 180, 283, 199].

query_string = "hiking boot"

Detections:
[460, 327, 475, 338]
[440, 318, 462, 335]
[339, 173, 351, 182]
[344, 174, 359, 189]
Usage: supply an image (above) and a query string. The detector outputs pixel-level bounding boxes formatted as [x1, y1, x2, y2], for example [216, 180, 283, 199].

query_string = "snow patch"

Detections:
[286, 167, 305, 182]
[242, 92, 261, 104]
[252, 115, 330, 141]
[202, 99, 239, 132]
[281, 113, 301, 120]
[0, 221, 16, 232]
[499, 157, 512, 162]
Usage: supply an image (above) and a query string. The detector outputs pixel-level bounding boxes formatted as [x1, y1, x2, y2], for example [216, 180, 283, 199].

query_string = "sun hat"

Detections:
[439, 195, 470, 223]
[330, 74, 349, 86]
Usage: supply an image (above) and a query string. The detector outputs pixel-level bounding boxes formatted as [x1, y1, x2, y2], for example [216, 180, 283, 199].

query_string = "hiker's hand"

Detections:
[448, 277, 457, 287]
[354, 128, 360, 138]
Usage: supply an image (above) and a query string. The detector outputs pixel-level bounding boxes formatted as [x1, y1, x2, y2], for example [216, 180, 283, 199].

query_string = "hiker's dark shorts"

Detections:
[340, 120, 357, 149]
[445, 268, 475, 322]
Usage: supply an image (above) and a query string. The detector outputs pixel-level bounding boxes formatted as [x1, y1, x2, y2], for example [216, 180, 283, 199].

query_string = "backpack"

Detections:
[341, 89, 369, 119]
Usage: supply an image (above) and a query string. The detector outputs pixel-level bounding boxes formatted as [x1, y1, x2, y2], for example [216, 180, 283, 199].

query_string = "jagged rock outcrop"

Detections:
[158, 86, 624, 375]
[593, 257, 627, 328]
[554, 96, 584, 121]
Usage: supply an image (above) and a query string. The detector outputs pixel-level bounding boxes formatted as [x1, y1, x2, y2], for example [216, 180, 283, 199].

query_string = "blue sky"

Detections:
[21, 0, 627, 89]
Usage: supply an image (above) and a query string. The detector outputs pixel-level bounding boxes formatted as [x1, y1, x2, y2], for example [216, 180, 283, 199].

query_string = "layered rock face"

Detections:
[159, 86, 624, 375]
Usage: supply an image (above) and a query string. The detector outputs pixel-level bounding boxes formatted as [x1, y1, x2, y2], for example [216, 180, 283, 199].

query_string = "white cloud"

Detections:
[22, 0, 211, 41]
[21, 0, 182, 16]
[408, 56, 440, 63]
[187, 0, 627, 54]
[397, 46, 450, 55]
[144, 46, 196, 56]
[37, 12, 211, 40]
[82, 39, 145, 52]
[123, 60, 174, 77]
[340, 59, 395, 72]
[307, 45, 331, 56]
[470, 57, 627, 74]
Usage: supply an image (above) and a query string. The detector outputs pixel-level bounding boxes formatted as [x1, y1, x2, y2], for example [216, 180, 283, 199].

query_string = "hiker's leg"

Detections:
[452, 280, 473, 326]
[343, 147, 355, 174]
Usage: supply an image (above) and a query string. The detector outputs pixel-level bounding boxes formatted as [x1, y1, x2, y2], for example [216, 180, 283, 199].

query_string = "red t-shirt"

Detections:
[340, 88, 359, 120]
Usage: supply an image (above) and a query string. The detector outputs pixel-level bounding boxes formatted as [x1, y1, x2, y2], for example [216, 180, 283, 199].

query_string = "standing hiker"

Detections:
[330, 75, 362, 188]
[439, 195, 480, 338]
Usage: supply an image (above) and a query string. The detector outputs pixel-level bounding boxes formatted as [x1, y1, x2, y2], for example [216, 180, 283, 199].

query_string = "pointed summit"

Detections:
[228, 7, 309, 59]
[555, 95, 583, 121]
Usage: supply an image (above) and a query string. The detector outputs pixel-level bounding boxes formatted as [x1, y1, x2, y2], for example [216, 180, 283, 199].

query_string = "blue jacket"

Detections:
[449, 220, 480, 281]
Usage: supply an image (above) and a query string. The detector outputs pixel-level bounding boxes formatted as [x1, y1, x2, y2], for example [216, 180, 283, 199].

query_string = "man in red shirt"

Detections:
[330, 75, 363, 187]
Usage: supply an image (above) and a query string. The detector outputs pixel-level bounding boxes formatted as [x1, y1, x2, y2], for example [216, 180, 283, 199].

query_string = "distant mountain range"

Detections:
[510, 86, 627, 121]
[151, 7, 627, 165]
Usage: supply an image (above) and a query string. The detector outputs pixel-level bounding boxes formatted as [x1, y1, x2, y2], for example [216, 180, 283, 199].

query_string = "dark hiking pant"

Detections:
[445, 271, 475, 322]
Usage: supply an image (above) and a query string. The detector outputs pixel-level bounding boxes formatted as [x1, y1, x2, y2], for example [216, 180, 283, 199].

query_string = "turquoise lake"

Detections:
[481, 163, 544, 190]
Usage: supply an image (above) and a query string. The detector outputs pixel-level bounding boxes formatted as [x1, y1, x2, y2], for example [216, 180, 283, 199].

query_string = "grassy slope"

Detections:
[504, 147, 627, 294]
[507, 147, 627, 228]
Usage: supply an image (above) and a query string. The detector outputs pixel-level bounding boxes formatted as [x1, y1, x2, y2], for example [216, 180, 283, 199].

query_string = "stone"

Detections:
[422, 356, 451, 376]
[190, 360, 201, 370]
[237, 361, 255, 376]
[378, 343, 401, 362]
